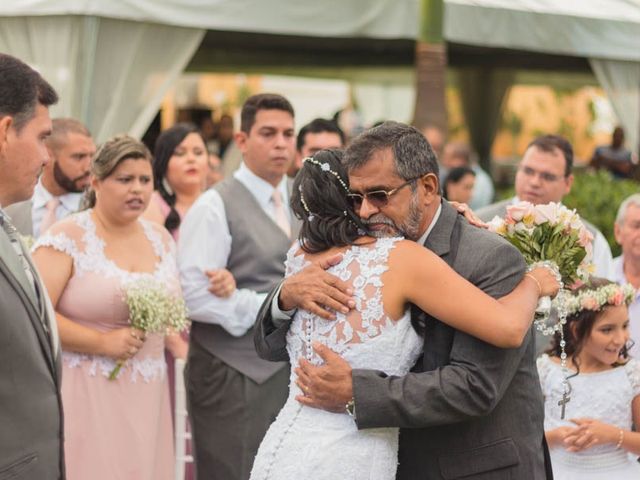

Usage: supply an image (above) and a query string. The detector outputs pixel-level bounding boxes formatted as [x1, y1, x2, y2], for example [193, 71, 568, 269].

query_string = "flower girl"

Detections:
[537, 277, 640, 479]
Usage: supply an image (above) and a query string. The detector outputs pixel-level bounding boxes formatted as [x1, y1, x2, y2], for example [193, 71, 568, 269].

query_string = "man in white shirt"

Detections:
[477, 134, 613, 279]
[5, 117, 95, 237]
[477, 135, 614, 357]
[179, 93, 298, 480]
[612, 194, 640, 355]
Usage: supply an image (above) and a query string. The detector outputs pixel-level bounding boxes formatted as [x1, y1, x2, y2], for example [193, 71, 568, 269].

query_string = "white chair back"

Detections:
[174, 358, 194, 480]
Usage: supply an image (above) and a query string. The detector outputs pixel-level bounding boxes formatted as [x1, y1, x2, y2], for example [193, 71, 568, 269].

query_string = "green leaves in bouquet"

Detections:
[505, 222, 586, 284]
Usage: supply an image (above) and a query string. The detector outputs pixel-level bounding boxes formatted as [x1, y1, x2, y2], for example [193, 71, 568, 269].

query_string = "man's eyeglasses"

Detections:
[519, 166, 562, 183]
[347, 175, 424, 209]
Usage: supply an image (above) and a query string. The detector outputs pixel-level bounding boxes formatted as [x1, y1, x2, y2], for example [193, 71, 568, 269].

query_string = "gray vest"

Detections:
[191, 178, 299, 383]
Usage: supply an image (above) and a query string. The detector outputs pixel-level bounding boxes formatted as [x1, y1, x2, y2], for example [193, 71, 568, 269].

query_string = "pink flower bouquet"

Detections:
[487, 201, 594, 286]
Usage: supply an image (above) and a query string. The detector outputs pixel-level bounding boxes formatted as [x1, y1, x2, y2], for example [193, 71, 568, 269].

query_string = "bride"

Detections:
[250, 149, 558, 480]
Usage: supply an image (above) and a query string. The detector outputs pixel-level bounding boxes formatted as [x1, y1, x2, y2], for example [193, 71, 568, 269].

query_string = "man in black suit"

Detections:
[255, 122, 552, 479]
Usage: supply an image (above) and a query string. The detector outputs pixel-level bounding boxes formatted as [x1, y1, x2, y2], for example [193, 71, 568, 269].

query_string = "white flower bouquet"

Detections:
[109, 278, 189, 380]
[488, 201, 596, 419]
[487, 201, 594, 287]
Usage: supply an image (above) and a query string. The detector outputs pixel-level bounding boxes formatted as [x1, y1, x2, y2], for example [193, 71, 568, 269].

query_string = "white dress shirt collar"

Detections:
[417, 203, 442, 246]
[32, 179, 82, 212]
[233, 162, 289, 209]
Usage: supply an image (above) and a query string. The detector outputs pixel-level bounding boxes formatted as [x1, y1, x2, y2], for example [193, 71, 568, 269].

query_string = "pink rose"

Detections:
[581, 296, 599, 310]
[578, 227, 594, 248]
[487, 216, 506, 234]
[533, 203, 560, 225]
[609, 291, 624, 306]
[506, 202, 533, 222]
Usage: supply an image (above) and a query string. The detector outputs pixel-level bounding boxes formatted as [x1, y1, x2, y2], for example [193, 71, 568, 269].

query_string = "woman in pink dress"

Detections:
[33, 135, 176, 480]
[143, 123, 234, 479]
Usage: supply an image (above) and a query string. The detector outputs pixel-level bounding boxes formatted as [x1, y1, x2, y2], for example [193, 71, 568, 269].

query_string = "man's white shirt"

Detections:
[612, 255, 640, 355]
[178, 162, 291, 337]
[32, 180, 83, 238]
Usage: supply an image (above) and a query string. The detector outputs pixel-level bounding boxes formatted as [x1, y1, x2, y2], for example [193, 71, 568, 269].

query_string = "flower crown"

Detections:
[564, 282, 636, 316]
[299, 156, 349, 220]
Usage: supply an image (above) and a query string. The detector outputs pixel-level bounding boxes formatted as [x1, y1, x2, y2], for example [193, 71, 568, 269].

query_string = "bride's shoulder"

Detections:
[390, 238, 432, 259]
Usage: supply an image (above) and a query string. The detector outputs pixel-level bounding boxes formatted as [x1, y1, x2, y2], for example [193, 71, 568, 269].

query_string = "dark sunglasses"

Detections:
[347, 175, 424, 209]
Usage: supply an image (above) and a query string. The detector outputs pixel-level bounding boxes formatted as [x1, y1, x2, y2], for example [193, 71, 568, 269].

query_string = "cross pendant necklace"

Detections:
[558, 379, 572, 420]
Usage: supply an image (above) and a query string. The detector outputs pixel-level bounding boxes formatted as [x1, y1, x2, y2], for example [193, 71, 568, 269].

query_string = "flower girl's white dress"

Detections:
[537, 354, 640, 479]
[250, 237, 423, 480]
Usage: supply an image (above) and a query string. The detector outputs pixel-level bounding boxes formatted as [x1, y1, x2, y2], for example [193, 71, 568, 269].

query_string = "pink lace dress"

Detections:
[34, 210, 176, 480]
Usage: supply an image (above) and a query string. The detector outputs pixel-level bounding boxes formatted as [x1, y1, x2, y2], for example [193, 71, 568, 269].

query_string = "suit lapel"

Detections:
[420, 201, 460, 370]
[0, 227, 39, 307]
[0, 239, 56, 373]
[424, 201, 457, 258]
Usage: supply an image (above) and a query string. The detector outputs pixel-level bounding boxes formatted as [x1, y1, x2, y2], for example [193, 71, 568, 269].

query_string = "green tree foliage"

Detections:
[563, 171, 639, 257]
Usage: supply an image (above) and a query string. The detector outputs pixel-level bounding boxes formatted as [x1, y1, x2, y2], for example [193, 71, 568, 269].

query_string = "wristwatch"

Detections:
[345, 398, 356, 419]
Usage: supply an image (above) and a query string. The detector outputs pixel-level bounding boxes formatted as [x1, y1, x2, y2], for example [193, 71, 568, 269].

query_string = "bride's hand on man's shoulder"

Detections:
[279, 254, 355, 319]
[448, 201, 487, 228]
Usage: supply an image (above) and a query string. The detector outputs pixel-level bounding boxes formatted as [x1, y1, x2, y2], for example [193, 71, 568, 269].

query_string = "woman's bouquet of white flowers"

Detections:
[109, 278, 189, 380]
[487, 201, 594, 288]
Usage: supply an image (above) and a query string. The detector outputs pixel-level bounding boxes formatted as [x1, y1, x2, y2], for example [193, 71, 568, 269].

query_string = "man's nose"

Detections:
[358, 197, 379, 219]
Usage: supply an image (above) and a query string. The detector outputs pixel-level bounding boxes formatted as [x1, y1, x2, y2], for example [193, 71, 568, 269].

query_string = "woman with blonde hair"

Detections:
[33, 135, 176, 479]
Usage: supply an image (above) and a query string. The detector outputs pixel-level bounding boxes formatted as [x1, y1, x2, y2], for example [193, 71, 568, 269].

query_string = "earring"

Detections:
[162, 177, 174, 196]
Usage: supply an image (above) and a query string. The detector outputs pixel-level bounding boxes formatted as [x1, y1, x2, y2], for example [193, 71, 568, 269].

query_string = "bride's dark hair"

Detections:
[291, 149, 366, 253]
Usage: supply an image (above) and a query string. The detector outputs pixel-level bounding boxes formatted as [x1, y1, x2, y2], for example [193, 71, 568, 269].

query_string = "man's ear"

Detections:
[0, 116, 14, 153]
[234, 130, 248, 153]
[614, 221, 623, 245]
[420, 173, 440, 199]
[564, 173, 574, 196]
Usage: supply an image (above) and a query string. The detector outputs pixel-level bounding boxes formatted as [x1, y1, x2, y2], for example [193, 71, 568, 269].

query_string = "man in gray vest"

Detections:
[0, 53, 64, 479]
[178, 93, 299, 480]
[4, 117, 94, 238]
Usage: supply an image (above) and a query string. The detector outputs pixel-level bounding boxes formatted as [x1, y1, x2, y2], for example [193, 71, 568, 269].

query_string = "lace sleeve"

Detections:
[284, 242, 308, 277]
[624, 359, 640, 397]
[33, 229, 78, 260]
[536, 354, 553, 392]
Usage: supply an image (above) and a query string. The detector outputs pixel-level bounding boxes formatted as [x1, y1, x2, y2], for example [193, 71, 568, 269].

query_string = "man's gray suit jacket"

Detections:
[0, 224, 64, 479]
[3, 200, 33, 236]
[254, 201, 551, 480]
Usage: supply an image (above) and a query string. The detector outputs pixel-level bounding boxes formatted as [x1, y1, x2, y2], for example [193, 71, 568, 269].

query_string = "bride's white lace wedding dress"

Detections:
[250, 237, 423, 480]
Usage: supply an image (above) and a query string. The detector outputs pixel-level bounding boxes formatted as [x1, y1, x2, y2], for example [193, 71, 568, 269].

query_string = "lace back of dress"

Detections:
[285, 237, 403, 365]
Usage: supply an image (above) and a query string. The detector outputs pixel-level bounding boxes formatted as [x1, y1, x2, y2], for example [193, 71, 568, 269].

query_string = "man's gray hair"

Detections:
[616, 193, 640, 225]
[343, 121, 439, 181]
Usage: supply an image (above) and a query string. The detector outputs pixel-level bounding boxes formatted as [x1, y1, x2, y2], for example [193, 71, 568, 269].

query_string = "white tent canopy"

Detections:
[445, 0, 640, 153]
[1, 0, 638, 151]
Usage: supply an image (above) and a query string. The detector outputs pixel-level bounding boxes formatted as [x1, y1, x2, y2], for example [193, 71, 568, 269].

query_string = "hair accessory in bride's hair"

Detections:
[565, 283, 635, 316]
[298, 185, 315, 221]
[302, 156, 349, 192]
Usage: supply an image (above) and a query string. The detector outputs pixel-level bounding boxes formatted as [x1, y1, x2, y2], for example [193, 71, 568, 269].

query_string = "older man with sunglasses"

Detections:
[254, 121, 553, 480]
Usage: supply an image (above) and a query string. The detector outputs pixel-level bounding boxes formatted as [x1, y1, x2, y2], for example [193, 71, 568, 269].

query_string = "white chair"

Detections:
[174, 358, 194, 480]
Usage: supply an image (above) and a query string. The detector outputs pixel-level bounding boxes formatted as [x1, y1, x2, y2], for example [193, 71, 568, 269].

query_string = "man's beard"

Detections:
[362, 194, 423, 241]
[53, 162, 89, 193]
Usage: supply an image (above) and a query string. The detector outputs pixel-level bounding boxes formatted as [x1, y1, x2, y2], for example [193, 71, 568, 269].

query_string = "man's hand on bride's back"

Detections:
[278, 253, 355, 320]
